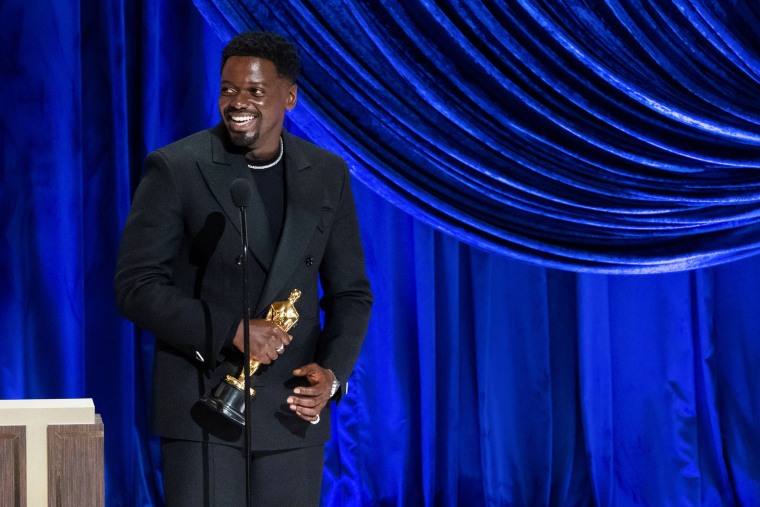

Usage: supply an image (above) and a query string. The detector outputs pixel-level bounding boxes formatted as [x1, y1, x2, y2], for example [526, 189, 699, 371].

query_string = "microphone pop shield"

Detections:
[230, 178, 252, 208]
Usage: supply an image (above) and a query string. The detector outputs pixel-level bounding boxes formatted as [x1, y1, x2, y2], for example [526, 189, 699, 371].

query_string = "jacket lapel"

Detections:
[198, 125, 276, 272]
[255, 132, 322, 314]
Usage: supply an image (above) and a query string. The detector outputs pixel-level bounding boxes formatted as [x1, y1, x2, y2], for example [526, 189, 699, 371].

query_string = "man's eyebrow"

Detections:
[221, 78, 267, 85]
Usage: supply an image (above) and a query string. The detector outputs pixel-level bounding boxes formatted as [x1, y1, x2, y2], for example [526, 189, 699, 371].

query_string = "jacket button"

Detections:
[305, 256, 314, 267]
[235, 255, 243, 265]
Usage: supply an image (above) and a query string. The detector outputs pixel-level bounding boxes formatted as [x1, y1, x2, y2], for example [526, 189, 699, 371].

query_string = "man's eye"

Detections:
[221, 88, 235, 94]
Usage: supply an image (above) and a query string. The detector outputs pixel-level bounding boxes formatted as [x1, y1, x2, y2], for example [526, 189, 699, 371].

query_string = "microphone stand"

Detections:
[238, 204, 253, 507]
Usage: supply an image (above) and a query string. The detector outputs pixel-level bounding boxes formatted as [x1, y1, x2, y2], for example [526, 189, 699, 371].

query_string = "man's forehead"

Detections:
[222, 56, 282, 79]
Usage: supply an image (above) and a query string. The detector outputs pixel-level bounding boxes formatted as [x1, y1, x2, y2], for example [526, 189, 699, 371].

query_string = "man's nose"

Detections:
[230, 94, 248, 108]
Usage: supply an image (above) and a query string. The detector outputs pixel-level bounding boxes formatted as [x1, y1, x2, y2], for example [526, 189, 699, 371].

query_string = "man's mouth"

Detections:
[227, 112, 257, 129]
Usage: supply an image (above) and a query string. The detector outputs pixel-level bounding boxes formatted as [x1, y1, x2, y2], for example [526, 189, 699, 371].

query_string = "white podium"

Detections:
[0, 399, 104, 507]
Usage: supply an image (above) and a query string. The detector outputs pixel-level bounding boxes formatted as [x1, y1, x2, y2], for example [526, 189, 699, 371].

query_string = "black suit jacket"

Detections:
[115, 125, 372, 450]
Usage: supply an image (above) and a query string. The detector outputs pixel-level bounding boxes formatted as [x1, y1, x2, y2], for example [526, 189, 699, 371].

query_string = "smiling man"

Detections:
[220, 54, 295, 157]
[115, 31, 373, 506]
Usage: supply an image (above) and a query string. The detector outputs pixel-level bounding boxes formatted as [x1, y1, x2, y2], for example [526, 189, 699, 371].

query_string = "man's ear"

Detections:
[286, 84, 298, 110]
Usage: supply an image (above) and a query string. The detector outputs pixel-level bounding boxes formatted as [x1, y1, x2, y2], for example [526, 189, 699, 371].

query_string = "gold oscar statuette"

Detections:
[200, 289, 301, 425]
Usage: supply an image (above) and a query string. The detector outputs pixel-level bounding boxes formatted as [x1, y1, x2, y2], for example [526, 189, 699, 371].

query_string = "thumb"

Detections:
[292, 363, 315, 377]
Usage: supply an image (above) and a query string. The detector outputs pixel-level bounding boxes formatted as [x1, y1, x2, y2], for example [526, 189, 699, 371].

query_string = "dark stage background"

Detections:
[2, 1, 759, 505]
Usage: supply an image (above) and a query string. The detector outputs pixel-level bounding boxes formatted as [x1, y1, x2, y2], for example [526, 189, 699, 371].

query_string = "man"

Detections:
[115, 31, 372, 506]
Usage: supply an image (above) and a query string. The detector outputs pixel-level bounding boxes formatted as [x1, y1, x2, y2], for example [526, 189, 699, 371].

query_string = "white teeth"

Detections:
[231, 115, 255, 123]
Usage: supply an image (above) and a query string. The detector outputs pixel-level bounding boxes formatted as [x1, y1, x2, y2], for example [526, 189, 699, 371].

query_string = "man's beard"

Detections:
[228, 129, 258, 149]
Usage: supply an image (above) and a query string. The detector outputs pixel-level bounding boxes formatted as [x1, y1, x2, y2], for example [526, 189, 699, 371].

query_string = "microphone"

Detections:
[231, 178, 252, 208]
[230, 178, 253, 507]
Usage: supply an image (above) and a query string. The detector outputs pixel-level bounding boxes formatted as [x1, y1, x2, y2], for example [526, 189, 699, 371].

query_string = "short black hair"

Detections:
[221, 31, 300, 82]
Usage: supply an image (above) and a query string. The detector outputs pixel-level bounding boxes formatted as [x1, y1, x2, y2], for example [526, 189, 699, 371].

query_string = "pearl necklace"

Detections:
[247, 137, 284, 170]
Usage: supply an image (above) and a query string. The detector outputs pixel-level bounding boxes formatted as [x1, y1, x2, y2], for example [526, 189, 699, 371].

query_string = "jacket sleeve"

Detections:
[114, 150, 238, 364]
[316, 162, 373, 393]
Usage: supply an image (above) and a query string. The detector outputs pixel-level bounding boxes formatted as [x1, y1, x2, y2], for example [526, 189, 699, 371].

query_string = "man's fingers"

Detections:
[287, 395, 319, 408]
[292, 405, 322, 423]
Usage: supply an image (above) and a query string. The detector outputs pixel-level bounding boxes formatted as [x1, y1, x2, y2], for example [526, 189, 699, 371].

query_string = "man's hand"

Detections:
[287, 363, 335, 423]
[232, 319, 292, 365]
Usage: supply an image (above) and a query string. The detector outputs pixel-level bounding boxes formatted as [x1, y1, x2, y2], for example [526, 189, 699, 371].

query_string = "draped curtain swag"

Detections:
[196, 0, 760, 273]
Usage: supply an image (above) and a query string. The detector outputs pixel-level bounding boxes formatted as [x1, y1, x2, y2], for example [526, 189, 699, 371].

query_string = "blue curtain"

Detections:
[1, 0, 759, 506]
[1, 1, 223, 504]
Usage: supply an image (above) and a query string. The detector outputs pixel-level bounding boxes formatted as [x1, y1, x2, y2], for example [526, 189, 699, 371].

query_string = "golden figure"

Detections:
[225, 289, 302, 394]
